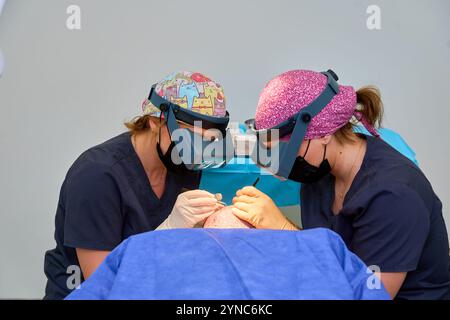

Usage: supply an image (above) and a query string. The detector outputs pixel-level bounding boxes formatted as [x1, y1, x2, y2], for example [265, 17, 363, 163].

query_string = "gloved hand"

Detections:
[231, 186, 299, 230]
[157, 190, 223, 229]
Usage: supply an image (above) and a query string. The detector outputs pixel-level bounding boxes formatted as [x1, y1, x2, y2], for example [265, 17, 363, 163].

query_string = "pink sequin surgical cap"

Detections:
[254, 69, 379, 139]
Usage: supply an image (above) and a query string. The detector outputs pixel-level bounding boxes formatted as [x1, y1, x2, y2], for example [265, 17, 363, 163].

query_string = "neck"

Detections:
[330, 136, 366, 185]
[132, 130, 167, 182]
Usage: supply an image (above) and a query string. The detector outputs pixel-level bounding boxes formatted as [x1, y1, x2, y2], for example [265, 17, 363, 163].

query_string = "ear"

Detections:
[148, 117, 157, 131]
[320, 135, 332, 145]
[148, 117, 162, 136]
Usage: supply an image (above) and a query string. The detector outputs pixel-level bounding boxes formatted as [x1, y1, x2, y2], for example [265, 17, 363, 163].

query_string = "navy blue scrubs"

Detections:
[301, 134, 450, 299]
[43, 132, 201, 299]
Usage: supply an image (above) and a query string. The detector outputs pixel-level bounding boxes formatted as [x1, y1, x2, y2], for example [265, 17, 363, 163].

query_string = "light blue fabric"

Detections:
[201, 156, 301, 207]
[200, 126, 418, 206]
[66, 228, 390, 300]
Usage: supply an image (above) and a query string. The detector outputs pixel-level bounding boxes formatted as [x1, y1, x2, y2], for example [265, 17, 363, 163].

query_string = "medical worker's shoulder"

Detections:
[66, 132, 132, 177]
[362, 135, 436, 210]
[365, 135, 423, 182]
[77, 132, 132, 166]
[61, 133, 133, 195]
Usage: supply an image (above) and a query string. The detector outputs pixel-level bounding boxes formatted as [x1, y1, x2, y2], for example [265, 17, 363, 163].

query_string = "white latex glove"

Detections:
[157, 190, 222, 229]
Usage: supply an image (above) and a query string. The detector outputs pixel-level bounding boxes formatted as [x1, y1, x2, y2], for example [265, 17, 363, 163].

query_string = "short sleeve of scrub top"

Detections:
[350, 184, 430, 272]
[64, 162, 124, 251]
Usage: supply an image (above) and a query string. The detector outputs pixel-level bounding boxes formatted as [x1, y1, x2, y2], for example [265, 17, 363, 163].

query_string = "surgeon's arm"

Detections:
[76, 248, 110, 279]
[378, 272, 407, 299]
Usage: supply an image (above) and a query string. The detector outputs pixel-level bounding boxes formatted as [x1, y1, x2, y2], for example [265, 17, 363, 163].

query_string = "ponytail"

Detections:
[355, 86, 383, 128]
[334, 86, 384, 145]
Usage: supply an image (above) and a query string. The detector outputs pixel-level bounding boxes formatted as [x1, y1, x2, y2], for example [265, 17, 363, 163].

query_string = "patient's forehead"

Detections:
[204, 206, 254, 229]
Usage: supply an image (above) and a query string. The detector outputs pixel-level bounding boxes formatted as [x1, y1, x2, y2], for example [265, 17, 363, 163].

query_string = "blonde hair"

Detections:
[124, 115, 166, 136]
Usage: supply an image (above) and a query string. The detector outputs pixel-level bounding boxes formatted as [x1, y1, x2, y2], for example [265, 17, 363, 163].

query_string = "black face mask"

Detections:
[288, 140, 331, 183]
[155, 116, 192, 175]
[156, 141, 191, 175]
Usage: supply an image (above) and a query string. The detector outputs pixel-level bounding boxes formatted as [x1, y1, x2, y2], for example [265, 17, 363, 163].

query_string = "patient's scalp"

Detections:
[204, 206, 254, 229]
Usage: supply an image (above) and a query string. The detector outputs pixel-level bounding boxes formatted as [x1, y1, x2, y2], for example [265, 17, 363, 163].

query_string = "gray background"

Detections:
[0, 0, 449, 299]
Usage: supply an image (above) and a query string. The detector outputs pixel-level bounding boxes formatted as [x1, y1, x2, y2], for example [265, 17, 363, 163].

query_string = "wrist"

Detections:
[156, 217, 171, 230]
[167, 212, 191, 229]
[280, 217, 300, 231]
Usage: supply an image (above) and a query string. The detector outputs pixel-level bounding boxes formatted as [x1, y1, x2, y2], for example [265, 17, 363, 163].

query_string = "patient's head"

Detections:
[204, 206, 254, 229]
